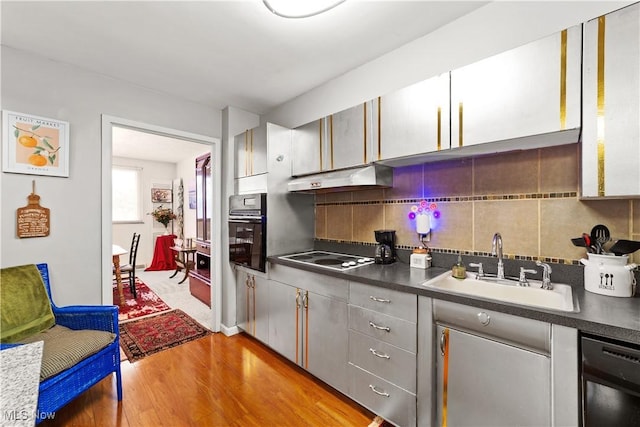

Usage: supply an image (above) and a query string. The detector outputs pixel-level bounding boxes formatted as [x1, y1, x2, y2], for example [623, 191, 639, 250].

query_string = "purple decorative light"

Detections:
[408, 200, 442, 223]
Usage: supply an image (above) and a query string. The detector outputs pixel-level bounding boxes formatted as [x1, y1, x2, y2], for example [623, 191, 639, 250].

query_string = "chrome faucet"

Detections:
[536, 261, 553, 290]
[492, 233, 505, 279]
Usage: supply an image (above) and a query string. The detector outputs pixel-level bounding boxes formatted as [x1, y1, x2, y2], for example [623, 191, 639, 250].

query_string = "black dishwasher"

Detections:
[581, 334, 640, 426]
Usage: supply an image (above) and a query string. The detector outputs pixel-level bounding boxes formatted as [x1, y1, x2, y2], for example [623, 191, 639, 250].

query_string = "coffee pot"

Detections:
[374, 229, 396, 264]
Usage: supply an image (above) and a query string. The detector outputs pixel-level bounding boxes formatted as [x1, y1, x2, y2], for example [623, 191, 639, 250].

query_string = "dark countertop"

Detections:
[268, 255, 640, 345]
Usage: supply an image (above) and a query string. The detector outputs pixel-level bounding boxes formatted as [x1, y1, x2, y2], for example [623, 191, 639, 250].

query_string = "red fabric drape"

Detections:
[145, 234, 177, 271]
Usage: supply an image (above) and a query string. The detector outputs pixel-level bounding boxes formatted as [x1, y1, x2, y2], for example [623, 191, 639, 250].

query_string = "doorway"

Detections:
[101, 115, 222, 332]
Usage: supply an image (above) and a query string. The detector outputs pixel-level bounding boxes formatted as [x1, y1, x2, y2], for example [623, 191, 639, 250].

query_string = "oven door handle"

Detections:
[229, 216, 263, 221]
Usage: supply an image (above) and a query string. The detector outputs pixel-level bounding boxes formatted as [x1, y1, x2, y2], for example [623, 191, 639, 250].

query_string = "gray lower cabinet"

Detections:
[236, 268, 269, 344]
[267, 279, 297, 362]
[434, 301, 551, 427]
[348, 282, 418, 427]
[268, 265, 349, 394]
[306, 289, 348, 394]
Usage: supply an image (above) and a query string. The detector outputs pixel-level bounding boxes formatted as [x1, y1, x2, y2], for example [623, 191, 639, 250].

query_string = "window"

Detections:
[112, 165, 143, 222]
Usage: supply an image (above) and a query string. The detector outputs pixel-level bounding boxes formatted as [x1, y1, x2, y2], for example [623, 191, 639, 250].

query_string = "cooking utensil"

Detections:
[609, 239, 640, 256]
[582, 233, 595, 253]
[571, 237, 586, 247]
[590, 225, 610, 254]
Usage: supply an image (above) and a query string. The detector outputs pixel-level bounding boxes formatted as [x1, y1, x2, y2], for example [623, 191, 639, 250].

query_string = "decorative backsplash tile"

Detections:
[314, 145, 638, 264]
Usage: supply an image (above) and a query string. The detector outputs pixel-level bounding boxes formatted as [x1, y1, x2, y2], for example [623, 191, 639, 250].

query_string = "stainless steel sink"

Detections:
[422, 271, 577, 312]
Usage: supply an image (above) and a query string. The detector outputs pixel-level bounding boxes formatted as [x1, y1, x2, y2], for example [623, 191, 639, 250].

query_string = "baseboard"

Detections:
[221, 324, 240, 336]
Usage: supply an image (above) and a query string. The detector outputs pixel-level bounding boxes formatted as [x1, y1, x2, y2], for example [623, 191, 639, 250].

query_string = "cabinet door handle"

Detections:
[368, 384, 390, 397]
[369, 348, 390, 359]
[369, 296, 391, 303]
[295, 289, 301, 308]
[369, 321, 390, 332]
[440, 329, 447, 356]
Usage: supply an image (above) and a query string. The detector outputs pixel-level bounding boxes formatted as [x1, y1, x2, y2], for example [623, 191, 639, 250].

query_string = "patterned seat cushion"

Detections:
[19, 325, 116, 380]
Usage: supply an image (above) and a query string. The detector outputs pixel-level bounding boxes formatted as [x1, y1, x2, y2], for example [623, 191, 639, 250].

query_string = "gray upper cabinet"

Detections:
[292, 118, 326, 176]
[450, 25, 582, 150]
[582, 3, 640, 198]
[234, 124, 268, 179]
[329, 102, 374, 170]
[376, 73, 450, 162]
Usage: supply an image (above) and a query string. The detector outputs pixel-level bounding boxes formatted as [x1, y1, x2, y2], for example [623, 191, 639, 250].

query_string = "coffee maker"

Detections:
[374, 230, 396, 264]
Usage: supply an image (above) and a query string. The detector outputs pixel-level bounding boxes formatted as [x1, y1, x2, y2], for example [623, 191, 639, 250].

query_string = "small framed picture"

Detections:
[151, 188, 172, 203]
[188, 190, 196, 209]
[2, 110, 70, 177]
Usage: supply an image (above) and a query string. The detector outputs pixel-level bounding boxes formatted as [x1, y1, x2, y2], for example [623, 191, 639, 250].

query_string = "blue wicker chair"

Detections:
[1, 263, 122, 423]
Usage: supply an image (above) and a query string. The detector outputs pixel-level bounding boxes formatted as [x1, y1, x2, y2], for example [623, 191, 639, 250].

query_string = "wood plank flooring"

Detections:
[40, 332, 375, 426]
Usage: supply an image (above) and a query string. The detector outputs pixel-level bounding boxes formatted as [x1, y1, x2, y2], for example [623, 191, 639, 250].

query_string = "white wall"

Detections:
[264, 1, 633, 128]
[1, 46, 221, 306]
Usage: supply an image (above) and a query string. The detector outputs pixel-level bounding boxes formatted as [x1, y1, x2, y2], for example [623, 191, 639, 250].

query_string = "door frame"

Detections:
[101, 114, 222, 332]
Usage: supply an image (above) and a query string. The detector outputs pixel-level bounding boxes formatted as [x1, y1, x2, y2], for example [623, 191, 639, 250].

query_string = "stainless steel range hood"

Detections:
[287, 164, 393, 193]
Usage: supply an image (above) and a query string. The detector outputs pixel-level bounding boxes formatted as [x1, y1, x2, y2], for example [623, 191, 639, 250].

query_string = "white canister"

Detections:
[410, 253, 431, 269]
[580, 253, 637, 297]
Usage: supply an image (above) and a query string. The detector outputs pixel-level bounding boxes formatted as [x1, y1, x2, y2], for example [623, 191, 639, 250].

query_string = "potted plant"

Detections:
[149, 205, 176, 234]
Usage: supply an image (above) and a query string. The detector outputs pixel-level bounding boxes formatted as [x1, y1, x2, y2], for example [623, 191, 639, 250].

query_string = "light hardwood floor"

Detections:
[41, 332, 375, 426]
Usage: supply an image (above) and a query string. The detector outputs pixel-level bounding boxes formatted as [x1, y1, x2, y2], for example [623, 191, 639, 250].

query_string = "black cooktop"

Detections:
[279, 251, 374, 271]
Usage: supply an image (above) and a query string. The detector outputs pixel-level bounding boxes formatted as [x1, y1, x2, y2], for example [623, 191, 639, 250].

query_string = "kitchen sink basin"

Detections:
[422, 272, 577, 312]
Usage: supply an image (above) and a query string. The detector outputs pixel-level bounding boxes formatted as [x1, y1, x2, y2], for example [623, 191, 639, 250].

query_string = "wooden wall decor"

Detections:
[17, 180, 50, 238]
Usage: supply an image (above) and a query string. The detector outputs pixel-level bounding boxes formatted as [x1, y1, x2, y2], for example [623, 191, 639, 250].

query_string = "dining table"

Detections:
[112, 244, 127, 305]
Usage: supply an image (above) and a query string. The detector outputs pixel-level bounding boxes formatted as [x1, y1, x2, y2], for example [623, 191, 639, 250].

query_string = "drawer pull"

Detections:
[369, 348, 390, 359]
[369, 296, 391, 303]
[368, 384, 390, 397]
[369, 321, 390, 332]
[477, 312, 491, 326]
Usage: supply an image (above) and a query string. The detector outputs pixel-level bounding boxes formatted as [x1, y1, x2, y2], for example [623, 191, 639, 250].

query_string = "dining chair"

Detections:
[118, 233, 141, 299]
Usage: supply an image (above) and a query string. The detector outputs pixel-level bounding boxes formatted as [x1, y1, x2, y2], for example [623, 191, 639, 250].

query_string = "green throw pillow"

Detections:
[1, 264, 55, 343]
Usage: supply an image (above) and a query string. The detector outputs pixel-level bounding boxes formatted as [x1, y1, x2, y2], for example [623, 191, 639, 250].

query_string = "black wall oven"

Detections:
[581, 333, 640, 426]
[228, 193, 267, 272]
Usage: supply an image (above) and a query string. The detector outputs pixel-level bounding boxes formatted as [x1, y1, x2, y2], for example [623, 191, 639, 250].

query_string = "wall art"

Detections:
[151, 188, 172, 203]
[2, 110, 70, 177]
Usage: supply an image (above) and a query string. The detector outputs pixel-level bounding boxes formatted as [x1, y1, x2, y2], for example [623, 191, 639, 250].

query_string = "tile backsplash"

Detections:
[315, 144, 639, 264]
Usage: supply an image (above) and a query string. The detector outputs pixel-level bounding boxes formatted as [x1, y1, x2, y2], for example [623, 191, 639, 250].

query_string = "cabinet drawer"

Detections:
[349, 306, 416, 352]
[188, 274, 211, 307]
[349, 364, 416, 427]
[433, 300, 550, 354]
[349, 330, 416, 393]
[349, 282, 417, 322]
[195, 241, 210, 255]
[269, 263, 349, 301]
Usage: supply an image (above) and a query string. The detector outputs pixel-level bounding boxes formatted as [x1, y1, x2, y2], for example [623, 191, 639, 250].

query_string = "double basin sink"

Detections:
[422, 271, 577, 312]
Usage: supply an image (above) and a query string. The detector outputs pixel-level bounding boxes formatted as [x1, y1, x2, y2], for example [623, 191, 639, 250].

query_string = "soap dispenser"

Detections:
[452, 254, 467, 279]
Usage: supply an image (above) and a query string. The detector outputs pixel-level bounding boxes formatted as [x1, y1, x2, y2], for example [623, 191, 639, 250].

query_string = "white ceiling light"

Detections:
[263, 0, 346, 18]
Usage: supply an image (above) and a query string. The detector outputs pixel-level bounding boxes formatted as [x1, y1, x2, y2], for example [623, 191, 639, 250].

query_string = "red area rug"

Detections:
[119, 309, 211, 362]
[113, 277, 171, 323]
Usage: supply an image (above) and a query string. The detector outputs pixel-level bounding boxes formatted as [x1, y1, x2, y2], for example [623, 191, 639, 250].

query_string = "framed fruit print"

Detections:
[2, 110, 70, 177]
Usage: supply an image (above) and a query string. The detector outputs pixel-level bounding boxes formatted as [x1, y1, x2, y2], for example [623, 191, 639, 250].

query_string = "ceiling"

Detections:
[111, 126, 210, 163]
[1, 1, 486, 162]
[1, 1, 485, 115]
